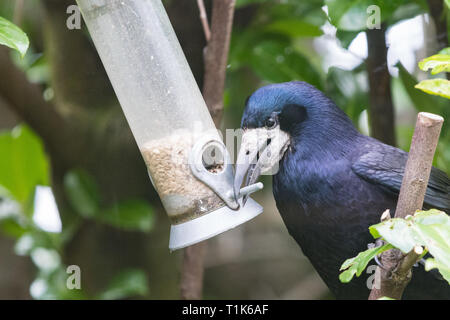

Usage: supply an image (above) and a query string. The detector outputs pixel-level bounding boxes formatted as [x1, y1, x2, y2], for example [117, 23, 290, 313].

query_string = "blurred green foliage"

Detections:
[0, 125, 153, 299]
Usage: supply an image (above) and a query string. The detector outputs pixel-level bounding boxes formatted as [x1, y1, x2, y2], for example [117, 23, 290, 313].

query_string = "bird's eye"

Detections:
[265, 117, 277, 129]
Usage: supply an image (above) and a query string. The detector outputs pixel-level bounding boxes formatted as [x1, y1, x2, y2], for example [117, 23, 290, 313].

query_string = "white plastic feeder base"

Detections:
[169, 197, 263, 251]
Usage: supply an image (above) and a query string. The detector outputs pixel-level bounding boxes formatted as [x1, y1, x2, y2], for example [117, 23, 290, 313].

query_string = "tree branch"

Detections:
[202, 0, 236, 127]
[366, 25, 396, 147]
[369, 112, 443, 300]
[180, 0, 236, 300]
[394, 112, 444, 219]
[196, 0, 211, 42]
[0, 47, 70, 160]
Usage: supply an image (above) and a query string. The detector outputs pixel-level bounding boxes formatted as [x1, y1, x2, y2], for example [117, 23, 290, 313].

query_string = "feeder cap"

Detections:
[168, 197, 263, 251]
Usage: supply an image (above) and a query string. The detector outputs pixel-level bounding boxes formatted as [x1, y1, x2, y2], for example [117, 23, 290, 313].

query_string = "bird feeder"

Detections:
[76, 0, 263, 250]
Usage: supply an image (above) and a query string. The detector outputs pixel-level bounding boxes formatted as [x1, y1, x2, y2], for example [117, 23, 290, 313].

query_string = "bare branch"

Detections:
[369, 112, 443, 300]
[397, 246, 423, 276]
[202, 0, 236, 126]
[180, 0, 236, 300]
[196, 0, 211, 42]
[180, 242, 207, 300]
[395, 112, 444, 219]
[0, 47, 71, 160]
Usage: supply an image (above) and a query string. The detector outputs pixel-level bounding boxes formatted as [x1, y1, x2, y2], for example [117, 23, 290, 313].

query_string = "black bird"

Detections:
[234, 81, 450, 299]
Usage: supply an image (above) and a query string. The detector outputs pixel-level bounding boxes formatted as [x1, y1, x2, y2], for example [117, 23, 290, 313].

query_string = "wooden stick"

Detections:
[180, 0, 236, 300]
[395, 112, 444, 219]
[369, 112, 443, 300]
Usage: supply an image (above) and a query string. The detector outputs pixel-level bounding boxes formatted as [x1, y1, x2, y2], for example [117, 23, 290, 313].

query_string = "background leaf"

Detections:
[325, 0, 424, 32]
[425, 258, 450, 283]
[0, 125, 49, 209]
[396, 62, 447, 114]
[63, 169, 100, 218]
[248, 39, 323, 89]
[98, 199, 155, 232]
[264, 19, 323, 37]
[418, 54, 450, 74]
[235, 0, 268, 8]
[98, 269, 149, 300]
[0, 16, 29, 57]
[415, 79, 450, 99]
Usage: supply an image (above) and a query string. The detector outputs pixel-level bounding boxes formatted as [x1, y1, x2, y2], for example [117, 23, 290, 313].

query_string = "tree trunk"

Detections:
[366, 25, 397, 146]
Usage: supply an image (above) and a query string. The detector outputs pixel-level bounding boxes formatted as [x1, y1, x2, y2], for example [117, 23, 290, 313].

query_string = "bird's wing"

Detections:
[351, 140, 450, 212]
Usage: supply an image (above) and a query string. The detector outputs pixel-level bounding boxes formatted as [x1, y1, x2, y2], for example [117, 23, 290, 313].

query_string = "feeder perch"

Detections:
[76, 0, 263, 250]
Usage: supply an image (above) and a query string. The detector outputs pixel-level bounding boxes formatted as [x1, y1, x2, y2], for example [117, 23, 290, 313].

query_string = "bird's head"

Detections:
[234, 81, 357, 201]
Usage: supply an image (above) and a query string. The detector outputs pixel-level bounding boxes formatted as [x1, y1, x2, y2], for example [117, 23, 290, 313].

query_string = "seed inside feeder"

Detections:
[141, 132, 225, 224]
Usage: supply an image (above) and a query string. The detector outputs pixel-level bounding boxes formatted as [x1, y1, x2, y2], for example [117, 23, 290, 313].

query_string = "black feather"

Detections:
[352, 137, 450, 211]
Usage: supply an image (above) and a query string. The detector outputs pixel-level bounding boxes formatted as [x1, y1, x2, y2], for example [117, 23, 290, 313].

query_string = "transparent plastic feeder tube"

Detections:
[77, 0, 262, 250]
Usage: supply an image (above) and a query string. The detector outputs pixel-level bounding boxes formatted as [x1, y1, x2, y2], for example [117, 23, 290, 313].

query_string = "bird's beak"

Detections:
[234, 127, 290, 205]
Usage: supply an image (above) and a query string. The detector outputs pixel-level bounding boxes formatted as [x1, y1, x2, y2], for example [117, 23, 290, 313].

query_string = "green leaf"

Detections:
[369, 218, 419, 253]
[339, 243, 393, 283]
[325, 66, 368, 124]
[425, 258, 450, 284]
[418, 54, 450, 75]
[235, 0, 268, 8]
[0, 16, 29, 57]
[336, 29, 360, 49]
[264, 1, 328, 27]
[396, 62, 448, 114]
[370, 210, 450, 284]
[98, 269, 149, 300]
[30, 247, 61, 273]
[325, 0, 420, 31]
[63, 169, 100, 218]
[264, 19, 323, 38]
[98, 199, 155, 232]
[439, 47, 450, 55]
[248, 39, 323, 89]
[325, 0, 365, 31]
[63, 170, 154, 231]
[415, 79, 450, 99]
[15, 229, 61, 256]
[0, 125, 49, 208]
[0, 217, 27, 238]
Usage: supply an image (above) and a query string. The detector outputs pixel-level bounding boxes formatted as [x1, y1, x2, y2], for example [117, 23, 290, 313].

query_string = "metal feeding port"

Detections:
[189, 135, 264, 211]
